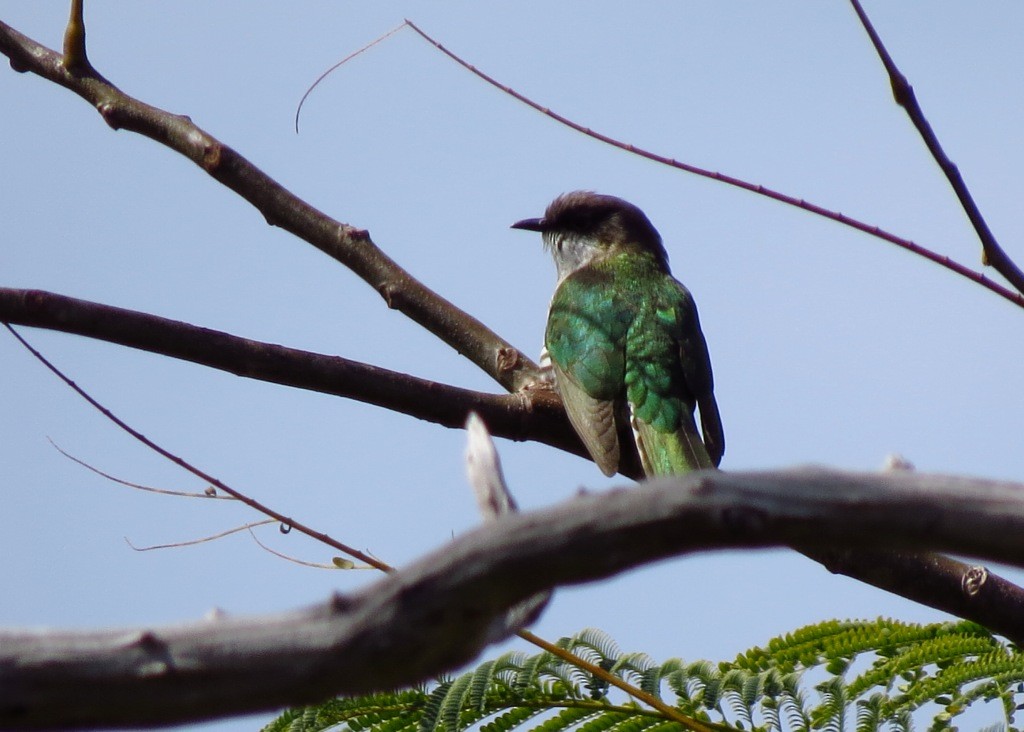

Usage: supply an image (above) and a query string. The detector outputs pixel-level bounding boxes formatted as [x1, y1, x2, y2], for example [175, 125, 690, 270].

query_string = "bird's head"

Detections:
[511, 191, 669, 281]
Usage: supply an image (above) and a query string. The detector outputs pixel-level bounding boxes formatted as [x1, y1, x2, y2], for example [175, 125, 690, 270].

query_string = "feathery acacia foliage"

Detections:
[265, 620, 1024, 732]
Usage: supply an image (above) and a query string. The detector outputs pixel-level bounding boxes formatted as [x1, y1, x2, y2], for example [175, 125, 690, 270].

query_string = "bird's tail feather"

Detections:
[632, 412, 714, 477]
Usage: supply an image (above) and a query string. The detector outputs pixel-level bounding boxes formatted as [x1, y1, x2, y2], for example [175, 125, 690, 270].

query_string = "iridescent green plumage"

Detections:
[514, 191, 723, 478]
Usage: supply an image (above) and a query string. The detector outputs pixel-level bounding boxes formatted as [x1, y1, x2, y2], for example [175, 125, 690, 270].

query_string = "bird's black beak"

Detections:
[511, 217, 546, 232]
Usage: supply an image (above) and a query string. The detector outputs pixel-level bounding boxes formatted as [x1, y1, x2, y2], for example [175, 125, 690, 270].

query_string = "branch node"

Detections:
[126, 630, 179, 676]
[201, 141, 224, 172]
[97, 101, 120, 129]
[22, 289, 48, 312]
[377, 282, 399, 309]
[889, 72, 912, 108]
[495, 346, 522, 376]
[133, 630, 164, 650]
[962, 565, 989, 597]
[347, 227, 371, 243]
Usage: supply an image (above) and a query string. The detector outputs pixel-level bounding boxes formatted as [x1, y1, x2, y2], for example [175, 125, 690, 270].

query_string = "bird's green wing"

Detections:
[545, 272, 631, 477]
[550, 361, 620, 477]
[624, 279, 722, 476]
[671, 283, 724, 467]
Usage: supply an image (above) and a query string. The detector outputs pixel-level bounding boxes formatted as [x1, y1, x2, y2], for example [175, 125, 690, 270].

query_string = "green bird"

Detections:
[512, 191, 724, 478]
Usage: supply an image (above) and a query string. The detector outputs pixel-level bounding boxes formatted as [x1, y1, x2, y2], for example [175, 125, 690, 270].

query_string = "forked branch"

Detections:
[0, 18, 542, 393]
[848, 0, 1024, 294]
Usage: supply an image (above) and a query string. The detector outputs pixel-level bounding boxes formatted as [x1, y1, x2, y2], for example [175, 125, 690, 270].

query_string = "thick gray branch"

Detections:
[5, 467, 1024, 730]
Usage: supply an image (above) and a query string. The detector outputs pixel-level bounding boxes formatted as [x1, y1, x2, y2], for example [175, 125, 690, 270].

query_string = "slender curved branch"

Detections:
[0, 288, 583, 457]
[402, 20, 1024, 311]
[0, 19, 542, 393]
[5, 467, 1024, 730]
[848, 0, 1024, 294]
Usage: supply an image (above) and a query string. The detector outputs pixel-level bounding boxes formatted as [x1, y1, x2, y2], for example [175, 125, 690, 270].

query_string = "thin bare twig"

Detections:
[295, 22, 407, 133]
[50, 438, 235, 499]
[247, 528, 372, 570]
[848, 0, 1024, 294]
[517, 628, 724, 732]
[4, 323, 392, 574]
[402, 20, 1024, 310]
[125, 520, 276, 552]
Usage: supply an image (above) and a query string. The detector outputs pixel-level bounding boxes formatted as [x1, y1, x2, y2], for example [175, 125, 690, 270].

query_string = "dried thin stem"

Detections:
[247, 528, 372, 570]
[125, 520, 276, 552]
[464, 413, 518, 519]
[295, 22, 407, 133]
[4, 323, 392, 574]
[50, 438, 235, 499]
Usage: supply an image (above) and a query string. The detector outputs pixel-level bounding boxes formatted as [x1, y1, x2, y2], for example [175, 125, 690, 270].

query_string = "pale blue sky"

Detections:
[2, 3, 1023, 731]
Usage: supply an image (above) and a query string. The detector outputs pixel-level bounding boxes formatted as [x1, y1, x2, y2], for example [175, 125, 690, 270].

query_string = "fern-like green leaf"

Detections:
[573, 629, 622, 664]
[480, 705, 542, 732]
[438, 673, 474, 732]
[419, 681, 454, 732]
[470, 661, 498, 712]
[537, 706, 602, 732]
[266, 619, 1024, 732]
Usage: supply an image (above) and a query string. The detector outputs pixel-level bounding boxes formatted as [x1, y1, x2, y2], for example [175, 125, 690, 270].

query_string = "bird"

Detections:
[511, 191, 723, 478]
